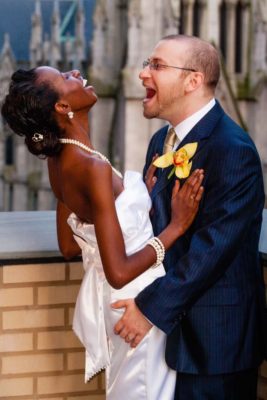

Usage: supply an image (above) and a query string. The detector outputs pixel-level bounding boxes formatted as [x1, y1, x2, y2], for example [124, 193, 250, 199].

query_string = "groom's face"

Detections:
[139, 39, 190, 123]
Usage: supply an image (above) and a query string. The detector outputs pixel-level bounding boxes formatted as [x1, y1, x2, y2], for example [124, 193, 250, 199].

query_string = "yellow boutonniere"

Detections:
[153, 142, 198, 179]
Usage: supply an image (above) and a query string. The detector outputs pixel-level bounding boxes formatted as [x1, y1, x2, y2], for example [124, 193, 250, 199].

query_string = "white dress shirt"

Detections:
[171, 98, 216, 148]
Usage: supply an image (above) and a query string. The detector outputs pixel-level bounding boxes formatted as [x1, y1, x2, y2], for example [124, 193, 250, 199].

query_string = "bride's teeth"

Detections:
[83, 79, 87, 87]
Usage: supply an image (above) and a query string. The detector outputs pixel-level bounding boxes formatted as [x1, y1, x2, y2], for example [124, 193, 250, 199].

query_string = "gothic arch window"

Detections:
[5, 135, 13, 165]
[235, 1, 243, 73]
[193, 0, 201, 37]
[179, 0, 185, 34]
[219, 0, 227, 60]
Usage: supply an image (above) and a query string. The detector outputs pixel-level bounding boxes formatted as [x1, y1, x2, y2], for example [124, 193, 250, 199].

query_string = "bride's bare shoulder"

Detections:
[62, 152, 112, 180]
[69, 155, 113, 196]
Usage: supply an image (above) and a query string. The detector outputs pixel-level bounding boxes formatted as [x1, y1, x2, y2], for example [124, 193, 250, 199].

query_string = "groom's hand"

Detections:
[144, 154, 158, 194]
[112, 299, 152, 348]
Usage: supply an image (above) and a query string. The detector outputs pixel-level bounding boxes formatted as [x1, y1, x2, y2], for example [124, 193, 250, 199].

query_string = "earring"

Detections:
[68, 111, 74, 119]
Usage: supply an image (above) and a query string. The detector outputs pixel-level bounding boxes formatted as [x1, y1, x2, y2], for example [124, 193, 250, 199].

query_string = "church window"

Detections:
[219, 1, 227, 61]
[179, 0, 185, 34]
[235, 1, 243, 73]
[193, 0, 201, 37]
[5, 135, 13, 165]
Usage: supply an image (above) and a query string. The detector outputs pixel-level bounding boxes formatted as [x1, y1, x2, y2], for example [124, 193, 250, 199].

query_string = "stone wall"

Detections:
[0, 260, 105, 400]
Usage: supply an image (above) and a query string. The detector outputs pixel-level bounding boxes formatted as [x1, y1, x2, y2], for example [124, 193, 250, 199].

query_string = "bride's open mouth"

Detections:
[82, 79, 96, 94]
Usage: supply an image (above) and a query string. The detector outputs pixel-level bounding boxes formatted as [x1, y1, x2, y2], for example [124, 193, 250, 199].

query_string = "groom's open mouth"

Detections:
[144, 88, 156, 103]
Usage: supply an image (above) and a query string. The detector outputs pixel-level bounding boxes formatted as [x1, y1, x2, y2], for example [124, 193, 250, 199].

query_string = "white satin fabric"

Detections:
[68, 170, 175, 400]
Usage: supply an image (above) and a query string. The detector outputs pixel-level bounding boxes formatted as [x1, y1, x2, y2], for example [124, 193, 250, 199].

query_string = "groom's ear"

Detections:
[54, 101, 71, 116]
[184, 72, 204, 94]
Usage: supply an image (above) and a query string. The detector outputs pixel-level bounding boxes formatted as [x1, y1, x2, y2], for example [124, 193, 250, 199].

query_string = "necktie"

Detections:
[163, 127, 178, 154]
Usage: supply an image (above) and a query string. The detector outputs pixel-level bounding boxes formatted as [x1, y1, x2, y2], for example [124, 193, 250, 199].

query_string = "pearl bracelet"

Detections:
[147, 237, 165, 268]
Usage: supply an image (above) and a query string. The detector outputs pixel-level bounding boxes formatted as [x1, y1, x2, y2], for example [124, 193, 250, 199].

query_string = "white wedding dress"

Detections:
[68, 170, 175, 400]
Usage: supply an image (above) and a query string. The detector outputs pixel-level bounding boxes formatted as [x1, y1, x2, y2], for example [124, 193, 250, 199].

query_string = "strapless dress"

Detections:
[68, 170, 175, 400]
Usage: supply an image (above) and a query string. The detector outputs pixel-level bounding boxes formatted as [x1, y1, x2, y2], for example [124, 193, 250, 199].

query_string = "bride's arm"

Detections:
[82, 162, 203, 289]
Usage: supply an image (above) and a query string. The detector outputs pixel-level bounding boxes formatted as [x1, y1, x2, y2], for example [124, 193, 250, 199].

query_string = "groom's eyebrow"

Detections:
[150, 57, 167, 64]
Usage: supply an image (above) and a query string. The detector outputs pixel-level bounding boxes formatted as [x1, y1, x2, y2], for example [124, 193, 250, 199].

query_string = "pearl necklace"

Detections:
[59, 138, 122, 178]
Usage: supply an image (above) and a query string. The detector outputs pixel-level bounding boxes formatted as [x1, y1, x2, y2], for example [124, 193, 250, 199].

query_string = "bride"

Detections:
[1, 66, 203, 400]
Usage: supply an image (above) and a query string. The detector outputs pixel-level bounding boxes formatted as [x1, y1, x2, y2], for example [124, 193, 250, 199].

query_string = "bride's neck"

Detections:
[64, 118, 92, 146]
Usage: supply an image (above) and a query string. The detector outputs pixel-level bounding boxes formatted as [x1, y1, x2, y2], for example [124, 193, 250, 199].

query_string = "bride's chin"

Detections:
[87, 96, 98, 110]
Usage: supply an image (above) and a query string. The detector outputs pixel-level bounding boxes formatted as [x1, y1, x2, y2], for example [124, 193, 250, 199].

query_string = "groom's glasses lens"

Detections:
[142, 59, 196, 72]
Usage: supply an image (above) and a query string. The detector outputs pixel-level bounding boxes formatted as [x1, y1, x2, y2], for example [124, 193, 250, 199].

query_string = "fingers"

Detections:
[183, 169, 204, 201]
[112, 301, 152, 348]
[125, 333, 143, 348]
[145, 154, 158, 179]
[112, 300, 129, 335]
[181, 169, 199, 197]
[145, 165, 157, 181]
[114, 318, 124, 335]
[116, 326, 129, 339]
[113, 318, 137, 339]
[114, 323, 137, 344]
[111, 300, 127, 309]
[189, 171, 204, 202]
[194, 185, 204, 203]
[151, 176, 157, 186]
[130, 334, 142, 348]
[125, 333, 136, 343]
[144, 154, 158, 189]
[171, 179, 180, 198]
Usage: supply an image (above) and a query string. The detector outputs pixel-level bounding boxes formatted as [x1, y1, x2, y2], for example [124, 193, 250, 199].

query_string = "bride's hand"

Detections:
[144, 154, 158, 194]
[170, 169, 204, 234]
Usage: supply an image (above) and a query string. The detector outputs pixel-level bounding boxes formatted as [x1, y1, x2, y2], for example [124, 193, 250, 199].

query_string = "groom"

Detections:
[113, 35, 266, 399]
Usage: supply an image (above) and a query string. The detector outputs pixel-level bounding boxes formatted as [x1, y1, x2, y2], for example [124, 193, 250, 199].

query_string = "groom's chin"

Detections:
[143, 109, 158, 120]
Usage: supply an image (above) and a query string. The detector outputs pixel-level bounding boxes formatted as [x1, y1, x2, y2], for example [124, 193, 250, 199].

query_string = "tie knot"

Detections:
[163, 127, 177, 154]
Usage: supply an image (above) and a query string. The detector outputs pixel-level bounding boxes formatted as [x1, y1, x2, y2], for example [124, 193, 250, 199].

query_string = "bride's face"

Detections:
[36, 66, 97, 112]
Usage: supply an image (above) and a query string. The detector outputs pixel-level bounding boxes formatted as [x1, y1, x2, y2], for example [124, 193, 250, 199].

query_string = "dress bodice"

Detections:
[68, 170, 154, 271]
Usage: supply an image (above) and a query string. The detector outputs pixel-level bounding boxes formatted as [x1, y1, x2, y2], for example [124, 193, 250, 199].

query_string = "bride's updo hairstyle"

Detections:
[1, 69, 63, 157]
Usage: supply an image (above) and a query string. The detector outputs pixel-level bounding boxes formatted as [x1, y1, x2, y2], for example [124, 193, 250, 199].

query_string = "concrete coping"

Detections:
[0, 211, 63, 264]
[0, 209, 266, 264]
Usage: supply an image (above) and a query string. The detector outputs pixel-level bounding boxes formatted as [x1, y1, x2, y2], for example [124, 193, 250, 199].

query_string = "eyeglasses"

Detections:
[142, 59, 196, 72]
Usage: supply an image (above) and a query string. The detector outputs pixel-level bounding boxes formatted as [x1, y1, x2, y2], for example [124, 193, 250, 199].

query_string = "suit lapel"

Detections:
[151, 101, 225, 200]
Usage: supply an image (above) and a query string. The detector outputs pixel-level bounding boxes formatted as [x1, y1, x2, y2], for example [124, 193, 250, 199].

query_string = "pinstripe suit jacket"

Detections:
[135, 101, 266, 374]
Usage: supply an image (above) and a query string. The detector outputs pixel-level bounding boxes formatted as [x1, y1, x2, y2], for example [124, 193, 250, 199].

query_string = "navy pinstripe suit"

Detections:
[135, 101, 266, 397]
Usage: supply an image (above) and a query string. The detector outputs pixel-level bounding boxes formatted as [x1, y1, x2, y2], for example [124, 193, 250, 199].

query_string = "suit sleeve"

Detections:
[136, 135, 265, 335]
